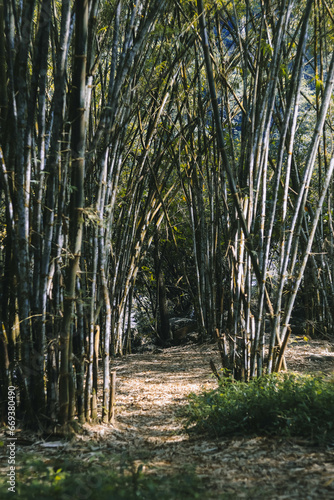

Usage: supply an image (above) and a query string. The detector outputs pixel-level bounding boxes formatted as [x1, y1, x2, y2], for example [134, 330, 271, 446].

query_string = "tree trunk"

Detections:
[154, 229, 171, 343]
[59, 0, 88, 426]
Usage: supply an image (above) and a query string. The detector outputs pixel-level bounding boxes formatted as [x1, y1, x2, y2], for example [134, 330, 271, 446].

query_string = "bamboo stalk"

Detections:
[109, 371, 116, 425]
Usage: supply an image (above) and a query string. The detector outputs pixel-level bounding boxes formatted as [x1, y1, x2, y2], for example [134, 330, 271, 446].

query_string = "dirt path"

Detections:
[1, 339, 334, 498]
[96, 340, 334, 499]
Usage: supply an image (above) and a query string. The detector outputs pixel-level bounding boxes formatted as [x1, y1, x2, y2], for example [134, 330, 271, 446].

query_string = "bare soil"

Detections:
[1, 336, 334, 499]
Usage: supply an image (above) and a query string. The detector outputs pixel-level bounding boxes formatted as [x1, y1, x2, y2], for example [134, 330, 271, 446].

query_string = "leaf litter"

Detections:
[0, 336, 333, 499]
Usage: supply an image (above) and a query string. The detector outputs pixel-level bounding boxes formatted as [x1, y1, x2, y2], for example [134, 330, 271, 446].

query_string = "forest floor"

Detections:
[1, 335, 334, 498]
[102, 336, 334, 499]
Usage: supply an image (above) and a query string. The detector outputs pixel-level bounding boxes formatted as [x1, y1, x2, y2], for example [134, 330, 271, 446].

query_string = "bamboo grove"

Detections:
[1, 0, 334, 428]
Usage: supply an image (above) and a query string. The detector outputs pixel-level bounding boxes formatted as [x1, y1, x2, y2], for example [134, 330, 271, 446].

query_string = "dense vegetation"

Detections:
[0, 451, 205, 499]
[184, 372, 334, 444]
[1, 0, 334, 429]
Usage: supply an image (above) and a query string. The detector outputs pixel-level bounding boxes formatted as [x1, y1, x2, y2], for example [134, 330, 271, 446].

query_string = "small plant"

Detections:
[0, 454, 204, 499]
[183, 372, 334, 444]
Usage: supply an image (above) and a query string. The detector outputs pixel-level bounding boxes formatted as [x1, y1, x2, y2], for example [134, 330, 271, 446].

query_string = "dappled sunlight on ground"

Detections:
[95, 340, 334, 499]
[1, 339, 333, 499]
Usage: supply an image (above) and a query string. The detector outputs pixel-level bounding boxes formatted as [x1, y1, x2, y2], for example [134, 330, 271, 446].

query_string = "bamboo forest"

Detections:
[1, 0, 334, 497]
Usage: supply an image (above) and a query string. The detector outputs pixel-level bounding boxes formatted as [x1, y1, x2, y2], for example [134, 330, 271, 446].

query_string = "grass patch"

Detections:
[0, 453, 204, 499]
[183, 372, 334, 444]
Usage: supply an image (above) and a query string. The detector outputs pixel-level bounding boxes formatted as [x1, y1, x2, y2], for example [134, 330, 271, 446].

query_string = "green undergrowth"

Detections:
[0, 453, 204, 499]
[183, 372, 334, 444]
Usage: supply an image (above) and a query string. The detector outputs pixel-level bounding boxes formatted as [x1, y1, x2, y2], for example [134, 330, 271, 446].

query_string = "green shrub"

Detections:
[0, 454, 204, 499]
[183, 372, 334, 444]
